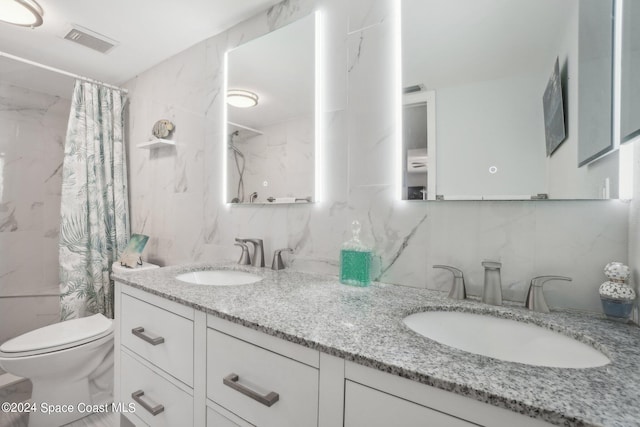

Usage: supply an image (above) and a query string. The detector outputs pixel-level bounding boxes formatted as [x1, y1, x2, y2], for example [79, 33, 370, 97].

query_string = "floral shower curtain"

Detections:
[59, 80, 129, 320]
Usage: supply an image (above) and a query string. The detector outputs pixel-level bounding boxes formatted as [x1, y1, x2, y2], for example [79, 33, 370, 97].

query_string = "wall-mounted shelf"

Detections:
[228, 122, 263, 142]
[137, 138, 176, 149]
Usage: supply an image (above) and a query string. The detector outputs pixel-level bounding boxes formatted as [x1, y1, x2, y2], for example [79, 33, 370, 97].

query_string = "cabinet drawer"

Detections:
[207, 405, 254, 427]
[345, 381, 477, 427]
[121, 293, 194, 386]
[207, 328, 318, 427]
[121, 351, 193, 427]
[121, 412, 149, 427]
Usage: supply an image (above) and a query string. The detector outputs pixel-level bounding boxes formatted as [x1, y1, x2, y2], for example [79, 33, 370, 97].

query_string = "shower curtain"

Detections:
[59, 80, 129, 320]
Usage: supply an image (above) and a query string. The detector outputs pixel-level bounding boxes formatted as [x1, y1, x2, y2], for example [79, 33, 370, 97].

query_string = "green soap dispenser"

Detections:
[340, 220, 372, 287]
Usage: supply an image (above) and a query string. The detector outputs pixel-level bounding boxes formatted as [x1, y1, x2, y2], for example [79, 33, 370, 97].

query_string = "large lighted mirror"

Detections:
[621, 0, 640, 143]
[226, 14, 315, 204]
[401, 0, 620, 201]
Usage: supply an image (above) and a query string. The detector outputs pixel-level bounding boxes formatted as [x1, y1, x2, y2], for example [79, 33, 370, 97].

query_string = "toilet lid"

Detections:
[0, 314, 113, 354]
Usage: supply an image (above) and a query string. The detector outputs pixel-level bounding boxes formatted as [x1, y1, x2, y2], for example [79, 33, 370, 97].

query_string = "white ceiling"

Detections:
[0, 0, 281, 92]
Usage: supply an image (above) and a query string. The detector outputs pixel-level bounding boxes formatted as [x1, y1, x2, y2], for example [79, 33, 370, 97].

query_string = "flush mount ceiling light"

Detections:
[0, 0, 44, 28]
[227, 89, 259, 108]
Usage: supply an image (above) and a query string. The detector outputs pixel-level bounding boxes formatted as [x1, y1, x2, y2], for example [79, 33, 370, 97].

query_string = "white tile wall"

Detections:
[0, 82, 68, 342]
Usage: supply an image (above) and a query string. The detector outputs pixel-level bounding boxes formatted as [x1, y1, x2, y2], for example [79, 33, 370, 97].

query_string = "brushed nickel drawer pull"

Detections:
[131, 327, 165, 345]
[223, 373, 280, 407]
[131, 390, 165, 416]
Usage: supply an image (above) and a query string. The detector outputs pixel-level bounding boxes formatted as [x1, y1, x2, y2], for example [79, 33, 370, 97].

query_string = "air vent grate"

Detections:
[63, 25, 118, 54]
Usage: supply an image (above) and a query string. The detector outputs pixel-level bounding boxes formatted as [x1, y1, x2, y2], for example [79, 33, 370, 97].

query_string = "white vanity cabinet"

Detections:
[115, 284, 202, 427]
[206, 316, 320, 427]
[344, 381, 476, 427]
[120, 292, 194, 386]
[344, 362, 554, 427]
[114, 282, 556, 427]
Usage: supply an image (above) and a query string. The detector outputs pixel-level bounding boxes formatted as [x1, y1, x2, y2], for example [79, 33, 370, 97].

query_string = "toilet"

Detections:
[0, 261, 158, 427]
[0, 314, 114, 426]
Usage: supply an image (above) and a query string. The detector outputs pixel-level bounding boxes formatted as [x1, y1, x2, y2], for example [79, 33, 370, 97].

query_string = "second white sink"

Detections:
[176, 270, 262, 286]
[403, 311, 610, 368]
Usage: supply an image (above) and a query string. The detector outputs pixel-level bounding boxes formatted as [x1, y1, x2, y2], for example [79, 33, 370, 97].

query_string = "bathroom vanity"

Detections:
[113, 264, 640, 426]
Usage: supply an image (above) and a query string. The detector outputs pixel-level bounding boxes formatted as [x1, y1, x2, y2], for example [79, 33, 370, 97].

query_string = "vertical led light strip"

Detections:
[314, 10, 323, 204]
[394, 0, 403, 201]
[615, 0, 634, 200]
[222, 51, 229, 205]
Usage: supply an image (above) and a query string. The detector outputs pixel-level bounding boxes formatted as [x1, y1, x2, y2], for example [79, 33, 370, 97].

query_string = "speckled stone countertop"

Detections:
[113, 263, 640, 427]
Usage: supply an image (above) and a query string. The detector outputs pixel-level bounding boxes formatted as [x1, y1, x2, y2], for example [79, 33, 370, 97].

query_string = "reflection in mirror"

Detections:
[621, 0, 640, 143]
[401, 0, 619, 200]
[577, 0, 614, 166]
[226, 14, 315, 204]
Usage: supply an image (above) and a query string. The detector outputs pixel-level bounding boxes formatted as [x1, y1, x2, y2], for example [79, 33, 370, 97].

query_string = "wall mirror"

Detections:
[621, 0, 640, 143]
[226, 14, 315, 204]
[401, 0, 620, 201]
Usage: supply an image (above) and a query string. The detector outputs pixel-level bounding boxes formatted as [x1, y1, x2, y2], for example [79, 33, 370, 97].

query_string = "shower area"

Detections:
[0, 53, 129, 427]
[0, 55, 74, 347]
[0, 50, 129, 349]
[0, 54, 74, 404]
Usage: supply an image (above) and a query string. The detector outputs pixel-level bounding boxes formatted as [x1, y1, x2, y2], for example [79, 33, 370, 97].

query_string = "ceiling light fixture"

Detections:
[227, 89, 259, 108]
[0, 0, 44, 28]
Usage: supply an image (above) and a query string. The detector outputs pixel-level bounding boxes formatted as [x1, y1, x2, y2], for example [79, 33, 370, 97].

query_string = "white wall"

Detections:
[125, 0, 629, 314]
[0, 83, 68, 343]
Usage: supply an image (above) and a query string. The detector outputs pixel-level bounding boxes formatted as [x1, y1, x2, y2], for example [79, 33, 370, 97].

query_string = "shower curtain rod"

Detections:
[0, 51, 128, 93]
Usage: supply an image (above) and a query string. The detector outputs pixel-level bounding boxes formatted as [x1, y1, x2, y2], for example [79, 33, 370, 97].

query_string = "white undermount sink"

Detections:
[403, 311, 610, 368]
[175, 270, 262, 286]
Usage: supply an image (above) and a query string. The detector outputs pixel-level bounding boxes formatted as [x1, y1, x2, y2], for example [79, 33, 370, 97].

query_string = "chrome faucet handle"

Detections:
[272, 248, 294, 270]
[433, 265, 466, 300]
[481, 260, 502, 306]
[525, 275, 572, 313]
[244, 239, 265, 267]
[234, 243, 252, 265]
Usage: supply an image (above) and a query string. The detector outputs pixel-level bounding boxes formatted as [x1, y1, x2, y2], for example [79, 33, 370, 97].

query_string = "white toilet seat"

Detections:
[0, 314, 114, 358]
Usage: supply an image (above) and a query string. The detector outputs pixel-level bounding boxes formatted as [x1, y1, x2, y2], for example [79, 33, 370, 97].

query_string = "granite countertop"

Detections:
[113, 263, 640, 427]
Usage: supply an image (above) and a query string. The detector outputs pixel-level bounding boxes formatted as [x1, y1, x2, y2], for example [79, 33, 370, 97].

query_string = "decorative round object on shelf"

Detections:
[599, 262, 635, 322]
[152, 119, 175, 139]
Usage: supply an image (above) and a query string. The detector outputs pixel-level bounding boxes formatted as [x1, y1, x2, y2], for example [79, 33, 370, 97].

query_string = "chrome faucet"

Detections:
[525, 276, 572, 313]
[433, 265, 466, 300]
[234, 241, 251, 265]
[481, 261, 502, 305]
[243, 238, 265, 267]
[271, 248, 293, 270]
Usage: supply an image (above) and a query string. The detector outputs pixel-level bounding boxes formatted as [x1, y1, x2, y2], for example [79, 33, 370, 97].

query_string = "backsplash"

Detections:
[125, 0, 630, 314]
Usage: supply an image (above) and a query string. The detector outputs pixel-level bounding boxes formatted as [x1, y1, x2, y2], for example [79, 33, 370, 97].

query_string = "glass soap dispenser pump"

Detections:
[340, 220, 372, 287]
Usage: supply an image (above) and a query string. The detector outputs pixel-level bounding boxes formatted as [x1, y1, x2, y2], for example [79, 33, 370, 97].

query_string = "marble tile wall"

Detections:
[0, 82, 69, 343]
[125, 0, 630, 315]
[628, 142, 640, 323]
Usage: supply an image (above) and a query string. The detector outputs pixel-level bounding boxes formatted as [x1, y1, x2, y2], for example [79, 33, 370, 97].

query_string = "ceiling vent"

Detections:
[63, 25, 118, 54]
